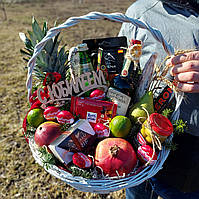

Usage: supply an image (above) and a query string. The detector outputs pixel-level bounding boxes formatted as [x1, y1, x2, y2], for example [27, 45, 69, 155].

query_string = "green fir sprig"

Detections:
[25, 124, 36, 138]
[164, 141, 178, 151]
[68, 165, 93, 179]
[38, 147, 57, 170]
[60, 123, 71, 132]
[59, 101, 71, 111]
[173, 119, 187, 135]
[162, 108, 173, 119]
[161, 108, 188, 151]
[162, 108, 187, 135]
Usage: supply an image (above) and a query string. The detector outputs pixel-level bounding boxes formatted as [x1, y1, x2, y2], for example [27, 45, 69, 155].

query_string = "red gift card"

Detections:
[70, 96, 117, 128]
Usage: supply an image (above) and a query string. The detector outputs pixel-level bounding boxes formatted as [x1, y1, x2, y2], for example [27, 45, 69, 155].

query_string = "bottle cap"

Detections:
[77, 43, 89, 51]
[130, 39, 142, 45]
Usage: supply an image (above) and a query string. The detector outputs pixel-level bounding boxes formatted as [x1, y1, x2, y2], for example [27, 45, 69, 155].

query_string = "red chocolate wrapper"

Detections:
[89, 89, 105, 100]
[137, 132, 147, 146]
[137, 144, 157, 165]
[44, 106, 61, 120]
[70, 96, 117, 128]
[57, 110, 74, 124]
[72, 152, 92, 168]
[94, 123, 110, 138]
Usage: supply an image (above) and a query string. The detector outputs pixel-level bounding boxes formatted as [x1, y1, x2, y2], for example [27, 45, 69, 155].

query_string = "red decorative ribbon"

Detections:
[43, 72, 62, 86]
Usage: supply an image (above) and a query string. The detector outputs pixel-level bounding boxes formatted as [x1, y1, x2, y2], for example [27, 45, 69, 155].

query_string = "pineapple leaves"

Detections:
[20, 49, 32, 57]
[20, 17, 69, 82]
[31, 16, 45, 42]
[43, 21, 48, 36]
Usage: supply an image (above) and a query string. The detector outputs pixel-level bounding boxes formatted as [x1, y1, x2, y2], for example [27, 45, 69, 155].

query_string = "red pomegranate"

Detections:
[94, 138, 137, 177]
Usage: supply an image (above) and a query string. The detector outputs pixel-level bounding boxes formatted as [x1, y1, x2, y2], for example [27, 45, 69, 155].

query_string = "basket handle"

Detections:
[26, 11, 174, 101]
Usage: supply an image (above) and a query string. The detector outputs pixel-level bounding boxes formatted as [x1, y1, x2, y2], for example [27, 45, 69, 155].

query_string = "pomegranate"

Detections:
[94, 138, 137, 177]
[34, 121, 62, 147]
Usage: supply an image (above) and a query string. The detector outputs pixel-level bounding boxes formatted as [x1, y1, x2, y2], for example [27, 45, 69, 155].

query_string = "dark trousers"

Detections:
[126, 178, 199, 199]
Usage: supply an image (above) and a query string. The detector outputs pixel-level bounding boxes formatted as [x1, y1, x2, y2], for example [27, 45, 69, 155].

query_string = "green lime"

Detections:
[27, 108, 45, 128]
[109, 116, 132, 138]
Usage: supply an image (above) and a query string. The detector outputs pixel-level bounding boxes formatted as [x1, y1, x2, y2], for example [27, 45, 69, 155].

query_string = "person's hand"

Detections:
[168, 51, 199, 93]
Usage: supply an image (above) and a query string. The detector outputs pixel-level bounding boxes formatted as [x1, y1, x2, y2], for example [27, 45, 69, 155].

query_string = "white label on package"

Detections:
[86, 112, 97, 123]
[107, 87, 131, 116]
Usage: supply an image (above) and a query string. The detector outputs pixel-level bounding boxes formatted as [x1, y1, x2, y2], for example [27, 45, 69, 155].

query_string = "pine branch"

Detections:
[164, 141, 178, 151]
[38, 147, 57, 170]
[162, 108, 173, 118]
[173, 119, 187, 135]
[24, 124, 36, 138]
[68, 165, 93, 179]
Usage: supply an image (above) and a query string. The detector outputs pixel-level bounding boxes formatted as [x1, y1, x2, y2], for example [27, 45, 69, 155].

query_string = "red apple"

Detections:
[34, 121, 62, 147]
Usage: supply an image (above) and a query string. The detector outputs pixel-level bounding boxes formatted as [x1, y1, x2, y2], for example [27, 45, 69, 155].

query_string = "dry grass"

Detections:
[0, 0, 136, 198]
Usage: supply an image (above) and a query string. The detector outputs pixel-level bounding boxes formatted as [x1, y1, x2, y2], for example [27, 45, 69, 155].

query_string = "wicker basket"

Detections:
[26, 12, 178, 194]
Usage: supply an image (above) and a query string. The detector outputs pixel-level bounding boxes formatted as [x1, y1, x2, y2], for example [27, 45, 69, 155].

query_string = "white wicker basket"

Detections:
[26, 12, 179, 194]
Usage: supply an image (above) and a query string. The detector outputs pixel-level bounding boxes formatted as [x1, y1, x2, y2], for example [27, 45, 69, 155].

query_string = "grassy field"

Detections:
[0, 0, 135, 198]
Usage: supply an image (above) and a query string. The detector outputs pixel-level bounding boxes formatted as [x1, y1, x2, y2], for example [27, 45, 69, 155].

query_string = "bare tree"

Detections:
[0, 0, 7, 21]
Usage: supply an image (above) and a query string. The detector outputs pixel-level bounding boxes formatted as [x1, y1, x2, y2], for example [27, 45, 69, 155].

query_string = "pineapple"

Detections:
[19, 17, 69, 87]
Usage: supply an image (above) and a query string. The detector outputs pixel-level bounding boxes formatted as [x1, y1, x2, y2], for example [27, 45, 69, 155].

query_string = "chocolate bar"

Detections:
[49, 120, 96, 154]
[70, 96, 117, 128]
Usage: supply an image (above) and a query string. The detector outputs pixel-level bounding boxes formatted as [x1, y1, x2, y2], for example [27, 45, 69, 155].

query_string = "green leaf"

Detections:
[27, 30, 37, 47]
[38, 146, 56, 169]
[43, 21, 48, 36]
[24, 47, 34, 55]
[23, 57, 29, 63]
[20, 49, 32, 56]
[68, 165, 93, 179]
[32, 16, 45, 42]
[44, 39, 54, 54]
[20, 17, 69, 80]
